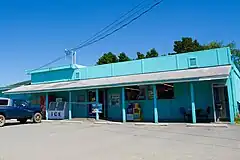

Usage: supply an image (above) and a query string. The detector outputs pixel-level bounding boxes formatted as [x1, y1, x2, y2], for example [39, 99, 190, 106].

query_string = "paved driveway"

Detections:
[0, 122, 240, 160]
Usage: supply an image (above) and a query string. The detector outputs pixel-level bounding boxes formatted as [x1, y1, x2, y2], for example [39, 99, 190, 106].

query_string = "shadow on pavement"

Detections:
[3, 121, 34, 127]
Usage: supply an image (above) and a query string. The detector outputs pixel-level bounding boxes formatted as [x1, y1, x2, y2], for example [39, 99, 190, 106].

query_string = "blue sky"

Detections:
[0, 0, 239, 86]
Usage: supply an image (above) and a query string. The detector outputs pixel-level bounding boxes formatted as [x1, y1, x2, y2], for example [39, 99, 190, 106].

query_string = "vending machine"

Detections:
[126, 103, 142, 121]
[133, 103, 141, 121]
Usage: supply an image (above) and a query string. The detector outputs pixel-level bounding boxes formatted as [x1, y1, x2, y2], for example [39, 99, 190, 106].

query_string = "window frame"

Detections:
[0, 99, 10, 106]
[125, 86, 146, 101]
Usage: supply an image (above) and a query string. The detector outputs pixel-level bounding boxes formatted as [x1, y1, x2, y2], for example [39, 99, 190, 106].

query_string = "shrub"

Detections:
[234, 114, 240, 124]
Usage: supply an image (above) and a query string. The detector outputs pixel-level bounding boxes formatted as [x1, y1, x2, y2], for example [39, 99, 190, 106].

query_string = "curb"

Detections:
[41, 120, 56, 123]
[134, 122, 168, 126]
[94, 121, 123, 125]
[60, 120, 83, 124]
[42, 120, 83, 124]
[186, 123, 228, 128]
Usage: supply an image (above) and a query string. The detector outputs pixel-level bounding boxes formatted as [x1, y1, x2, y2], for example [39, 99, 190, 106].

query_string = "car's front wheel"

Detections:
[0, 114, 6, 127]
[33, 113, 42, 123]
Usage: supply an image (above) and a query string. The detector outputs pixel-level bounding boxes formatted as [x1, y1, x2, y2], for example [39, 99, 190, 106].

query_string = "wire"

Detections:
[30, 55, 66, 72]
[30, 0, 151, 71]
[72, 0, 163, 51]
[69, 0, 150, 51]
[30, 0, 163, 71]
[71, 0, 156, 51]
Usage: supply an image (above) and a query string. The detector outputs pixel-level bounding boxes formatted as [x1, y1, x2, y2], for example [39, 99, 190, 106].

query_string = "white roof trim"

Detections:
[5, 65, 231, 94]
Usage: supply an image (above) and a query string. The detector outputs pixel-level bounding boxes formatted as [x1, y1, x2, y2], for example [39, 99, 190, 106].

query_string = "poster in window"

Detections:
[148, 86, 154, 100]
[110, 94, 120, 107]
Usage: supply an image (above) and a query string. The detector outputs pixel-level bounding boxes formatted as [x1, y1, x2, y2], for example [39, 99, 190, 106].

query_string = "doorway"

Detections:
[213, 84, 230, 122]
[87, 89, 107, 119]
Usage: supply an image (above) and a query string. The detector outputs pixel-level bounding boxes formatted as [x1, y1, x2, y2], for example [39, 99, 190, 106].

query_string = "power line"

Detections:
[72, 0, 163, 51]
[31, 0, 152, 71]
[69, 0, 150, 51]
[30, 55, 66, 72]
[31, 0, 163, 71]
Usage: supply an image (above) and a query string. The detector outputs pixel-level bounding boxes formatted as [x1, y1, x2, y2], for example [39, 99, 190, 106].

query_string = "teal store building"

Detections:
[4, 48, 240, 124]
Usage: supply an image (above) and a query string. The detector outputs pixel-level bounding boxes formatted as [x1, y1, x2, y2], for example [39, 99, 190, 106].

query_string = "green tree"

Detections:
[96, 52, 118, 65]
[136, 52, 145, 60]
[202, 41, 223, 50]
[118, 52, 131, 62]
[173, 37, 203, 53]
[146, 48, 159, 58]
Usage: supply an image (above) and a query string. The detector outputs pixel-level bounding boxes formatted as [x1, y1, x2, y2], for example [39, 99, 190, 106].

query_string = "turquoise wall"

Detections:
[31, 48, 231, 84]
[73, 48, 231, 81]
[32, 68, 74, 84]
[38, 81, 220, 122]
[107, 87, 122, 121]
[231, 66, 240, 115]
[0, 90, 5, 97]
[71, 90, 88, 118]
[157, 82, 214, 121]
[105, 82, 215, 122]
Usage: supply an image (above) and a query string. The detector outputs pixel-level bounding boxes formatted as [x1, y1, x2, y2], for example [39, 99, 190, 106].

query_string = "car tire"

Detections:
[0, 115, 6, 127]
[19, 118, 28, 124]
[33, 113, 42, 123]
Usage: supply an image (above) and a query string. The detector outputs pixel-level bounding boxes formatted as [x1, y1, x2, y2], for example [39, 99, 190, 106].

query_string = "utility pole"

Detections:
[72, 51, 77, 65]
[65, 49, 77, 65]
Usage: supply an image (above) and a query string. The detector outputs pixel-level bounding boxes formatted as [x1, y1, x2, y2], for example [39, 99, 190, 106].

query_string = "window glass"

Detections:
[157, 84, 174, 99]
[76, 72, 80, 79]
[13, 99, 29, 107]
[88, 91, 96, 102]
[0, 100, 8, 106]
[125, 86, 146, 100]
[147, 84, 174, 99]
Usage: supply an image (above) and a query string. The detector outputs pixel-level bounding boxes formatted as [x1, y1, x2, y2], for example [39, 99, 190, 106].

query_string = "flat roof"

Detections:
[5, 65, 231, 94]
[26, 64, 86, 74]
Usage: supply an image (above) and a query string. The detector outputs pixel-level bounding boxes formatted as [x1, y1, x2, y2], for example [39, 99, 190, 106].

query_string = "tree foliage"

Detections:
[146, 48, 159, 58]
[136, 52, 145, 60]
[118, 52, 131, 62]
[96, 52, 118, 65]
[173, 37, 203, 53]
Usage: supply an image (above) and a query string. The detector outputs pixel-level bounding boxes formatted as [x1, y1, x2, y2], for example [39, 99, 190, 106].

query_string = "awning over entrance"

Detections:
[5, 65, 231, 94]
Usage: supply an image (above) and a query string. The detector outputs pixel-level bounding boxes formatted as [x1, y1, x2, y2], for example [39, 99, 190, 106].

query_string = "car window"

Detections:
[13, 100, 29, 107]
[0, 100, 8, 106]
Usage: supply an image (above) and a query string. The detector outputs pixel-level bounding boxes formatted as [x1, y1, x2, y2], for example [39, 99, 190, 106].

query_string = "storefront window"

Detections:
[148, 84, 174, 99]
[125, 86, 146, 100]
[157, 83, 174, 99]
[88, 91, 96, 102]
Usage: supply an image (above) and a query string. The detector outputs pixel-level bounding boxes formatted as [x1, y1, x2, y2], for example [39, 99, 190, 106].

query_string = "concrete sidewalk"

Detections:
[41, 119, 232, 128]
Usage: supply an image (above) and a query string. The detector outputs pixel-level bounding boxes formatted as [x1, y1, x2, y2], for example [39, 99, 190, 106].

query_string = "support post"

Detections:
[95, 89, 99, 121]
[103, 89, 106, 118]
[45, 92, 49, 120]
[69, 91, 72, 120]
[121, 87, 126, 122]
[211, 84, 217, 123]
[153, 84, 158, 123]
[227, 75, 235, 124]
[190, 83, 196, 123]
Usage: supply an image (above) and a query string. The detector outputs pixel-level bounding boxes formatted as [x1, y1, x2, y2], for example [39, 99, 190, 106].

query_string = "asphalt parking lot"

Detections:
[0, 121, 240, 160]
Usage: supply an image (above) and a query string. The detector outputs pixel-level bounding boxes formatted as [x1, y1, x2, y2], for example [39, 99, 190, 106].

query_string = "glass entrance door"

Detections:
[88, 91, 96, 117]
[87, 90, 106, 119]
[213, 85, 230, 121]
